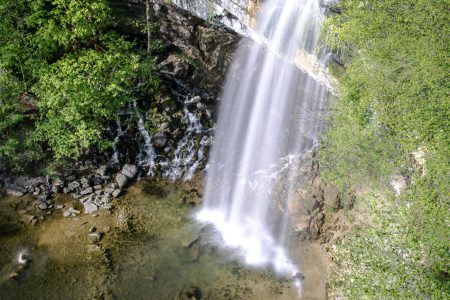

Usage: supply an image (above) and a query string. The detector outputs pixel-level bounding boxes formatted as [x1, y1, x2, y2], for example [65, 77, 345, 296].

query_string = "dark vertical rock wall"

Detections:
[109, 0, 240, 95]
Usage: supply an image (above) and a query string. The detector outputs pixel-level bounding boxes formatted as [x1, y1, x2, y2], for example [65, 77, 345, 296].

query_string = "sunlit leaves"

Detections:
[34, 38, 140, 159]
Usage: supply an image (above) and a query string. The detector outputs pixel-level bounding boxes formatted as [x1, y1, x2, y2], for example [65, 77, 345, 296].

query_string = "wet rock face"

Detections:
[153, 2, 239, 94]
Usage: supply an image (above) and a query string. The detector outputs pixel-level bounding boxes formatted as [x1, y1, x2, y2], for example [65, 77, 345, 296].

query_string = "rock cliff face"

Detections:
[165, 0, 262, 36]
[153, 2, 239, 94]
[110, 0, 256, 93]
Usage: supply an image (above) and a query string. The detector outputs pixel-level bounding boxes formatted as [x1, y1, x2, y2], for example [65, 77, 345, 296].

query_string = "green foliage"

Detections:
[320, 0, 449, 297]
[331, 193, 449, 299]
[0, 69, 43, 173]
[0, 0, 161, 171]
[34, 36, 140, 159]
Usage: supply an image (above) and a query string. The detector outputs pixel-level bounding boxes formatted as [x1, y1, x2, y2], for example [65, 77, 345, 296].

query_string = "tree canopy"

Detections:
[0, 0, 158, 171]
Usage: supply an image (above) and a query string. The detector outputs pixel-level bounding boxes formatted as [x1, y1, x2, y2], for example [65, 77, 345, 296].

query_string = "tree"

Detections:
[34, 36, 140, 159]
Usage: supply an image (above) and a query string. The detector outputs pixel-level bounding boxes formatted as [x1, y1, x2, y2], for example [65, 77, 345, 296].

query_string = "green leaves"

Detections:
[0, 0, 160, 171]
[321, 0, 449, 297]
[34, 39, 140, 159]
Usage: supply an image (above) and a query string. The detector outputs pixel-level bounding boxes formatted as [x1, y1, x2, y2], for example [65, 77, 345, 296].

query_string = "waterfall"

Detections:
[197, 0, 331, 286]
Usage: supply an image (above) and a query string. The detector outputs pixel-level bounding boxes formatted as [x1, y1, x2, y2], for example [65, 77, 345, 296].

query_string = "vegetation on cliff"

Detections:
[0, 0, 159, 172]
[320, 0, 449, 298]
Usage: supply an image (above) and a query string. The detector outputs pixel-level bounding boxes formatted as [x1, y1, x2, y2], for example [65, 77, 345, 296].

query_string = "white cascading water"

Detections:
[197, 0, 331, 288]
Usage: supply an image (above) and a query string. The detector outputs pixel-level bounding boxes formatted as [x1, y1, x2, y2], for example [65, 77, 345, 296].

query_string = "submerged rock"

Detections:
[181, 226, 200, 248]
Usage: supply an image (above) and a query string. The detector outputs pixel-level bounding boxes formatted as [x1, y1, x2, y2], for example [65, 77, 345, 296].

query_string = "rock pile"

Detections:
[0, 163, 142, 217]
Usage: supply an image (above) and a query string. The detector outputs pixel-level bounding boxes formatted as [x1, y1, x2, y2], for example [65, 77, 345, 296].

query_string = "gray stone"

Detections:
[121, 164, 137, 179]
[116, 173, 128, 189]
[80, 176, 91, 187]
[102, 195, 112, 204]
[112, 189, 122, 198]
[80, 187, 94, 195]
[79, 194, 93, 204]
[96, 165, 108, 176]
[51, 186, 61, 193]
[65, 175, 76, 182]
[37, 194, 49, 202]
[67, 181, 81, 191]
[100, 175, 111, 181]
[93, 185, 102, 190]
[52, 177, 64, 187]
[92, 177, 103, 186]
[83, 201, 98, 214]
[152, 133, 167, 148]
[105, 187, 115, 194]
[38, 202, 48, 210]
[5, 184, 27, 196]
[196, 102, 206, 110]
[187, 95, 201, 104]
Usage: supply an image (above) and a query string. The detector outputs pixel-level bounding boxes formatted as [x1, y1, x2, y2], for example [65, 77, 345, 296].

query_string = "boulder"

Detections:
[51, 186, 61, 194]
[80, 187, 94, 195]
[65, 175, 76, 182]
[121, 164, 137, 179]
[96, 165, 108, 176]
[5, 184, 27, 197]
[91, 177, 103, 186]
[52, 177, 64, 186]
[83, 201, 99, 214]
[152, 133, 167, 148]
[63, 207, 80, 217]
[112, 189, 122, 198]
[196, 102, 206, 110]
[186, 95, 201, 104]
[116, 173, 128, 189]
[37, 202, 48, 210]
[67, 181, 81, 191]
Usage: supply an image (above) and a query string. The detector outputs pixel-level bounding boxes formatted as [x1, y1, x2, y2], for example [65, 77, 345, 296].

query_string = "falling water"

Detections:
[197, 0, 331, 287]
